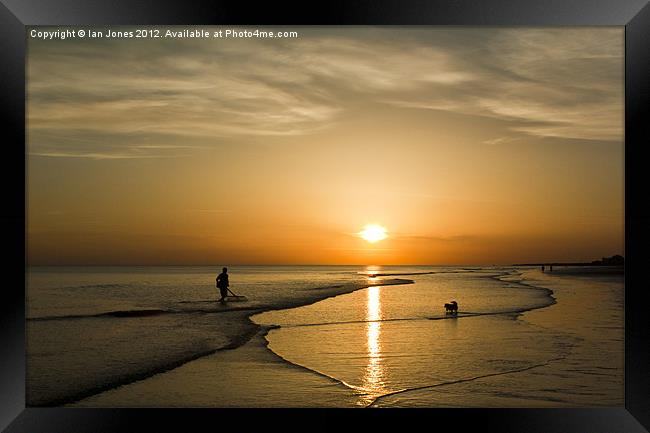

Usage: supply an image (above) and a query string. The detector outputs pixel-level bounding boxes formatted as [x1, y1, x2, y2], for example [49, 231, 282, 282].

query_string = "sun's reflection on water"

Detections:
[359, 285, 386, 405]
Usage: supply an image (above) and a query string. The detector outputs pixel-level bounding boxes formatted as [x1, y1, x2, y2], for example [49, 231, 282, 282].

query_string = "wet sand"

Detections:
[75, 327, 360, 407]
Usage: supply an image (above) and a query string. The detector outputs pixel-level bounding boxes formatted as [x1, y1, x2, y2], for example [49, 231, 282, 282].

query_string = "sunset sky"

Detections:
[27, 27, 624, 265]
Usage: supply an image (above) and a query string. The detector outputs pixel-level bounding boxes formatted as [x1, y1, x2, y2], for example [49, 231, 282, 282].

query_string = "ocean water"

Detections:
[254, 269, 623, 407]
[26, 265, 623, 407]
[27, 265, 372, 405]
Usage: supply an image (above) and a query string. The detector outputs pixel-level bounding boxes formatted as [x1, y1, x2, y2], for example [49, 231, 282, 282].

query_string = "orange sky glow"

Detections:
[27, 27, 624, 265]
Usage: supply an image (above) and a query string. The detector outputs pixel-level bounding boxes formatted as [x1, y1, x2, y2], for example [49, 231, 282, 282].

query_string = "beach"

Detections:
[23, 23, 627, 414]
[26, 266, 623, 408]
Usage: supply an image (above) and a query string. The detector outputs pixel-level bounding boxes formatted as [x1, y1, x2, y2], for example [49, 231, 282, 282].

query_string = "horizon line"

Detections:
[25, 260, 622, 268]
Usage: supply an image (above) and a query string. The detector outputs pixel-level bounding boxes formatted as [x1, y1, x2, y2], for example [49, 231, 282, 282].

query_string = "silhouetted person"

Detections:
[216, 267, 229, 303]
[541, 265, 545, 272]
[550, 265, 553, 272]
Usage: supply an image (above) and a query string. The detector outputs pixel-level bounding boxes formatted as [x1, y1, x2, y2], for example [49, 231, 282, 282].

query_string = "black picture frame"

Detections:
[2, 1, 649, 431]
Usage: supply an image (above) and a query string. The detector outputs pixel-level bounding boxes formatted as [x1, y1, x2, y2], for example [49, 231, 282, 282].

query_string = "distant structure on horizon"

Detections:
[514, 255, 624, 267]
[591, 255, 624, 266]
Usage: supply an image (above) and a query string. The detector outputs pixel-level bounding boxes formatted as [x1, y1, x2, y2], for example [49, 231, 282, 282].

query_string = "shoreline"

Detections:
[70, 268, 623, 408]
[251, 269, 561, 407]
[254, 269, 621, 408]
[53, 277, 414, 407]
[253, 270, 557, 331]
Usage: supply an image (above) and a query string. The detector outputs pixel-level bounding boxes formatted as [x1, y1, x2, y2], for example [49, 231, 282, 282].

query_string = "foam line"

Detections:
[366, 355, 568, 408]
[48, 278, 415, 406]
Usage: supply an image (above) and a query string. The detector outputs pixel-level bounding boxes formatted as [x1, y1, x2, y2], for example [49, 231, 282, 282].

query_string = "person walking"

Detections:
[216, 267, 229, 303]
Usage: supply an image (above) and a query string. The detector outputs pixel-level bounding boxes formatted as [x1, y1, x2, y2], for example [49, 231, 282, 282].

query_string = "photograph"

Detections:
[25, 25, 626, 409]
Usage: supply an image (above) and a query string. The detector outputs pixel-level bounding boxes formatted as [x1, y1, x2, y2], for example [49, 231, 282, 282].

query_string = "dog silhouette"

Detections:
[444, 300, 458, 313]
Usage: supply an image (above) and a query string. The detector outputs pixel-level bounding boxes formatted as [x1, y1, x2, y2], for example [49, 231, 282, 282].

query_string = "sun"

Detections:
[359, 224, 388, 243]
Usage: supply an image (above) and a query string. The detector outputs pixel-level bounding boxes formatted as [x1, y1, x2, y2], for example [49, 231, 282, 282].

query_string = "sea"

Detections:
[26, 265, 624, 407]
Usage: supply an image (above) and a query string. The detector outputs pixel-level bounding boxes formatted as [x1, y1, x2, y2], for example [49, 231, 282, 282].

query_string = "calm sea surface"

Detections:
[26, 265, 623, 407]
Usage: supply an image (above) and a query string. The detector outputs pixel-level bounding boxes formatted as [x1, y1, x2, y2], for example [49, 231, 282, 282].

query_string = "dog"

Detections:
[444, 300, 458, 313]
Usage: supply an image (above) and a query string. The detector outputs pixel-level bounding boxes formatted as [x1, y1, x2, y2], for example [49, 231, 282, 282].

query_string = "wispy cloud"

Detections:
[28, 27, 622, 159]
[29, 151, 190, 160]
[380, 29, 622, 142]
[482, 136, 520, 145]
[395, 234, 477, 243]
[186, 209, 232, 214]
